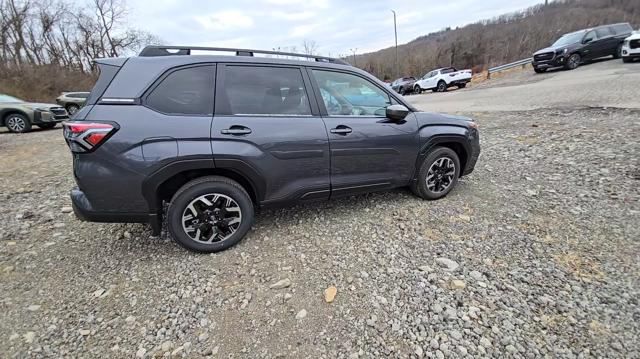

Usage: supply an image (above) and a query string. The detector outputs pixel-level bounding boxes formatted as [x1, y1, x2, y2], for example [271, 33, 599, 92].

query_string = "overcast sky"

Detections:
[128, 0, 545, 57]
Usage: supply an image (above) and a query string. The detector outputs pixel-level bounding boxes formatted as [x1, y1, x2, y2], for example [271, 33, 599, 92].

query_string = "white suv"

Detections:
[622, 31, 640, 63]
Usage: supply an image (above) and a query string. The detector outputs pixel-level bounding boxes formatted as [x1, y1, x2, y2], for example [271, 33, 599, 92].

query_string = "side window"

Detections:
[584, 30, 597, 43]
[596, 27, 611, 38]
[312, 70, 391, 117]
[611, 24, 632, 35]
[146, 65, 215, 115]
[429, 71, 438, 78]
[222, 66, 311, 116]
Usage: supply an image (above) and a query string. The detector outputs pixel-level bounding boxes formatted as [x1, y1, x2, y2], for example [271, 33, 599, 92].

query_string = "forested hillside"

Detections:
[355, 0, 640, 80]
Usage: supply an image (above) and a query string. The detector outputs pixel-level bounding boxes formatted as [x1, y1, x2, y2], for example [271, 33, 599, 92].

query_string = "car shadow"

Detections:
[538, 56, 617, 74]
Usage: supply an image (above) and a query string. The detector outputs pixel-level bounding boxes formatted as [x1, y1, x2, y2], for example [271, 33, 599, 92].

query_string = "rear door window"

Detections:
[146, 65, 215, 115]
[611, 23, 632, 35]
[596, 27, 612, 38]
[220, 66, 311, 116]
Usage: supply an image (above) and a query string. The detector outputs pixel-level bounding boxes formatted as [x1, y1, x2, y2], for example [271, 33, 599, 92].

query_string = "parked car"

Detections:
[532, 23, 633, 72]
[63, 45, 480, 253]
[0, 94, 68, 133]
[56, 92, 90, 115]
[621, 30, 640, 63]
[413, 67, 472, 93]
[390, 77, 416, 95]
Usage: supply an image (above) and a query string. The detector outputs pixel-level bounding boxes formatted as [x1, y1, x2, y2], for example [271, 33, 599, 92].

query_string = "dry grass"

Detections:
[554, 252, 605, 282]
[0, 65, 96, 103]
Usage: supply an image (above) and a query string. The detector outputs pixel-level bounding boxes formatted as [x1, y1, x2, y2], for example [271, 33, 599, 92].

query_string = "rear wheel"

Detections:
[167, 176, 254, 253]
[37, 123, 57, 129]
[565, 53, 581, 70]
[5, 114, 32, 133]
[411, 147, 460, 200]
[436, 80, 447, 92]
[457, 83, 467, 89]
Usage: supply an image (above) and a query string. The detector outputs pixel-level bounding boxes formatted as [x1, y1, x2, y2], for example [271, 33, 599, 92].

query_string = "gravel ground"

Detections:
[1, 106, 639, 358]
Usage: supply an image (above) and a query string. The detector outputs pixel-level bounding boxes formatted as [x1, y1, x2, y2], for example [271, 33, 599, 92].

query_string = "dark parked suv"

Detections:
[63, 46, 480, 253]
[532, 23, 633, 72]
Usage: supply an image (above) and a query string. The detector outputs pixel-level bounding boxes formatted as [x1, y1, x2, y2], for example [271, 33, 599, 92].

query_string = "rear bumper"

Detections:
[71, 187, 161, 234]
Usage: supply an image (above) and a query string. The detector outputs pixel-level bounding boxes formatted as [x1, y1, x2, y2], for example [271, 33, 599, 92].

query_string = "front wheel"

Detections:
[414, 85, 422, 94]
[436, 81, 447, 92]
[5, 114, 32, 133]
[411, 147, 460, 200]
[66, 104, 80, 115]
[167, 176, 254, 253]
[565, 53, 581, 70]
[534, 67, 547, 73]
[399, 87, 406, 95]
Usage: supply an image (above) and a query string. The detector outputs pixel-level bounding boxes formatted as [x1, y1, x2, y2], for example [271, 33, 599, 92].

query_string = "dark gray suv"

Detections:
[63, 46, 480, 253]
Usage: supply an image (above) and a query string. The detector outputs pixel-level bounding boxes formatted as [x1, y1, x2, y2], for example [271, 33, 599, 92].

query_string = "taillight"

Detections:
[63, 121, 117, 153]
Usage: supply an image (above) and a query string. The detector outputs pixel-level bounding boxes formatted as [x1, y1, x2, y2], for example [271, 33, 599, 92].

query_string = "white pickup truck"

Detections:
[413, 67, 473, 93]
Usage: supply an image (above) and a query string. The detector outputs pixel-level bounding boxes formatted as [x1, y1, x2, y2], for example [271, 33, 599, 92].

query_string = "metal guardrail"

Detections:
[487, 58, 532, 79]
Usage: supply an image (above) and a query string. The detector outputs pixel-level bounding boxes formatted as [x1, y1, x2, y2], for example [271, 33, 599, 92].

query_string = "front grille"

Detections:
[534, 52, 554, 61]
[631, 40, 640, 49]
[50, 107, 69, 119]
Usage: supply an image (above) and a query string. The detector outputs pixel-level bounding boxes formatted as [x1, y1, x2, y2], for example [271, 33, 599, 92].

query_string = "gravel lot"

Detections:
[409, 59, 640, 112]
[1, 106, 638, 358]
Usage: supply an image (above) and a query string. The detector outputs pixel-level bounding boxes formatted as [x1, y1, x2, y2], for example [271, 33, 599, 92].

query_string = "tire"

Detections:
[622, 57, 632, 63]
[167, 176, 254, 253]
[457, 83, 467, 89]
[399, 87, 406, 95]
[613, 45, 622, 59]
[414, 85, 422, 94]
[436, 80, 447, 92]
[565, 53, 581, 70]
[66, 104, 80, 115]
[4, 113, 32, 133]
[37, 123, 57, 129]
[411, 147, 461, 200]
[534, 67, 547, 73]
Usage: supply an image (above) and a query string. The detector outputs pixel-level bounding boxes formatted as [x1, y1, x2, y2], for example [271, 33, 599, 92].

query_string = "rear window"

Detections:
[610, 23, 632, 35]
[146, 65, 215, 116]
[220, 66, 311, 116]
[85, 64, 120, 105]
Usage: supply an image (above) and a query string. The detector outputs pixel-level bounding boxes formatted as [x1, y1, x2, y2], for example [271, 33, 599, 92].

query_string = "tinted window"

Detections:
[441, 68, 456, 74]
[611, 23, 632, 35]
[222, 66, 311, 116]
[596, 27, 611, 37]
[146, 65, 215, 115]
[312, 70, 391, 117]
[584, 30, 597, 42]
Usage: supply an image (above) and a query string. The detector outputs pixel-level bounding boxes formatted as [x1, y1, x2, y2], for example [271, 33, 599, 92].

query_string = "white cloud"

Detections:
[270, 10, 314, 21]
[289, 24, 317, 38]
[195, 10, 254, 31]
[264, 0, 329, 8]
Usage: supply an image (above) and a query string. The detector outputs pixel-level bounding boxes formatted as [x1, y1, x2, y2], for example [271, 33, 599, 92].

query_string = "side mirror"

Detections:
[386, 104, 410, 121]
[583, 37, 593, 44]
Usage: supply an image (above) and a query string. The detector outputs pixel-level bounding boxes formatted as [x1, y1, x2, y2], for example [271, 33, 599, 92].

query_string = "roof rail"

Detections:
[139, 45, 350, 66]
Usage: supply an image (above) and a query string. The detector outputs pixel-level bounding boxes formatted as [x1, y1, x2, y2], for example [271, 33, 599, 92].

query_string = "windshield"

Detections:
[552, 32, 584, 47]
[0, 94, 24, 103]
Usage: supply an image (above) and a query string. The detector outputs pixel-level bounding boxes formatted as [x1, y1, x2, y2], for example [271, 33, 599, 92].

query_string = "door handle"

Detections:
[221, 126, 252, 135]
[330, 126, 352, 135]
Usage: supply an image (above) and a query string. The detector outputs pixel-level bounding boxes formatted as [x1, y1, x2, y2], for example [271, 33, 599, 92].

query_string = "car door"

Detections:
[210, 64, 330, 205]
[424, 71, 438, 89]
[596, 27, 618, 56]
[581, 30, 602, 60]
[308, 68, 419, 197]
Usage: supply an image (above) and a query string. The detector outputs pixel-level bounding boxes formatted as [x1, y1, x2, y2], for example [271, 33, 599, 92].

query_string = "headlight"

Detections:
[35, 107, 51, 112]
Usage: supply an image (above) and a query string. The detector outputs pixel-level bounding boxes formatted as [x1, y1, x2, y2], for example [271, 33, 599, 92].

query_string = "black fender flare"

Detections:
[141, 158, 266, 212]
[0, 108, 30, 126]
[414, 134, 471, 173]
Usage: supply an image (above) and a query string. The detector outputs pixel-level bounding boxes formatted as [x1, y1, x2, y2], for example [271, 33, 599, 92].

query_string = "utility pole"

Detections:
[350, 48, 358, 67]
[391, 10, 399, 78]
